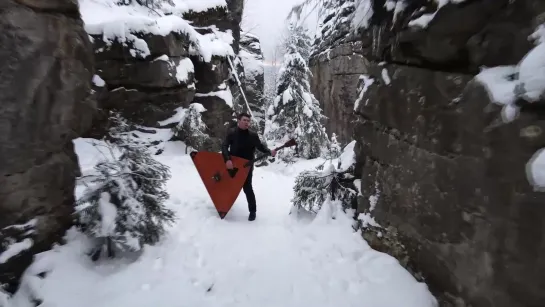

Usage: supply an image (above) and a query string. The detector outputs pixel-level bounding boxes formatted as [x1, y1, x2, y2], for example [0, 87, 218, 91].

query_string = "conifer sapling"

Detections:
[76, 114, 175, 260]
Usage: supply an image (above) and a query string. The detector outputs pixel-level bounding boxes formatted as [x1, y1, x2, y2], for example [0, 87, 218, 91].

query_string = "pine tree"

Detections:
[172, 103, 212, 152]
[291, 142, 358, 217]
[76, 114, 175, 260]
[264, 25, 329, 161]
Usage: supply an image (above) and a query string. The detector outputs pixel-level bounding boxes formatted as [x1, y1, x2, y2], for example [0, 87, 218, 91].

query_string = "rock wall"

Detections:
[86, 0, 245, 150]
[310, 0, 545, 306]
[310, 0, 359, 146]
[239, 32, 266, 132]
[0, 0, 94, 293]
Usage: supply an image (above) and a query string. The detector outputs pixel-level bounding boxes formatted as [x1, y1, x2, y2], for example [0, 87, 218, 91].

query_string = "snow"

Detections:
[195, 88, 234, 108]
[474, 66, 519, 122]
[518, 42, 545, 102]
[7, 140, 438, 307]
[239, 49, 264, 80]
[2, 219, 37, 232]
[527, 148, 545, 191]
[381, 68, 391, 85]
[175, 57, 195, 83]
[73, 138, 122, 178]
[368, 181, 380, 212]
[408, 0, 467, 29]
[79, 0, 234, 62]
[475, 66, 518, 105]
[354, 75, 375, 111]
[358, 213, 381, 228]
[98, 192, 118, 237]
[0, 238, 33, 264]
[92, 74, 106, 87]
[392, 0, 407, 23]
[338, 141, 356, 171]
[282, 87, 294, 104]
[152, 54, 170, 62]
[530, 24, 545, 44]
[408, 13, 436, 28]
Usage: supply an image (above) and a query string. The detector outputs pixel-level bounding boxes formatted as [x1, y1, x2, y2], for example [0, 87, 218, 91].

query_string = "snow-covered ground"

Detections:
[8, 139, 437, 307]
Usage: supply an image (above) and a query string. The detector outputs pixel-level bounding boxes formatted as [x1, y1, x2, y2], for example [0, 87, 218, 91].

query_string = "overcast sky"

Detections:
[242, 0, 317, 64]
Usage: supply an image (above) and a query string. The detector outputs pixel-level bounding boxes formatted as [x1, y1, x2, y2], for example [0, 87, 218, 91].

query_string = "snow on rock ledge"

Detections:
[80, 0, 243, 147]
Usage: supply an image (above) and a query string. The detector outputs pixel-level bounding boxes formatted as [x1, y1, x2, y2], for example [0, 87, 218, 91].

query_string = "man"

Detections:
[221, 113, 276, 221]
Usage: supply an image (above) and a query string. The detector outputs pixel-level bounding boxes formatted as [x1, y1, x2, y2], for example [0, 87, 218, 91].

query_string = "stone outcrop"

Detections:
[0, 0, 94, 293]
[239, 32, 266, 132]
[86, 0, 245, 150]
[309, 0, 545, 306]
[87, 29, 196, 139]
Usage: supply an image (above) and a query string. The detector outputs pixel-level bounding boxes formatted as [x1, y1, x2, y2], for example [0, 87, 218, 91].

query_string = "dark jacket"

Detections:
[221, 127, 271, 162]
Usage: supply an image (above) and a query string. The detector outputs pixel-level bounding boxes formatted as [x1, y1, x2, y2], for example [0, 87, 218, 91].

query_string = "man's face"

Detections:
[238, 116, 251, 130]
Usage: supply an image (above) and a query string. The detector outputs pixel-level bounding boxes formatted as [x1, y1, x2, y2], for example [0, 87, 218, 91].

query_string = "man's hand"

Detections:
[271, 149, 276, 157]
[226, 160, 233, 169]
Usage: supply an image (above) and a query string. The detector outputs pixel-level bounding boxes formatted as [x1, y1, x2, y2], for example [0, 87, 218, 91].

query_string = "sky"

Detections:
[242, 0, 318, 64]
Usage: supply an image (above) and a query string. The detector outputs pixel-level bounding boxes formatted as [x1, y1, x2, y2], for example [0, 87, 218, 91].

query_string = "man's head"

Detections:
[237, 112, 251, 130]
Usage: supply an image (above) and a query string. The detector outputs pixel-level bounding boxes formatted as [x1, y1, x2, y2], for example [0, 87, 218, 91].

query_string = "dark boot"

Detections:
[248, 212, 256, 221]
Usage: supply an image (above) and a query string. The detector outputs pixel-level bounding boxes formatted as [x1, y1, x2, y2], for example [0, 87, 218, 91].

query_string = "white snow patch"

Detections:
[92, 74, 105, 87]
[518, 42, 545, 103]
[384, 0, 396, 11]
[239, 49, 264, 81]
[393, 1, 407, 23]
[408, 0, 467, 28]
[339, 141, 356, 171]
[358, 213, 381, 228]
[3, 219, 37, 232]
[369, 181, 381, 212]
[526, 148, 545, 191]
[474, 66, 518, 105]
[98, 192, 118, 237]
[0, 238, 33, 264]
[354, 75, 375, 111]
[79, 0, 234, 62]
[153, 54, 170, 62]
[195, 88, 234, 108]
[408, 13, 436, 28]
[530, 24, 545, 45]
[381, 68, 391, 85]
[353, 179, 362, 196]
[175, 57, 194, 83]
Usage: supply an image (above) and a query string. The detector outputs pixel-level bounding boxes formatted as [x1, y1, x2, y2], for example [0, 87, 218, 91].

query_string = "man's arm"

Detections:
[253, 133, 271, 155]
[222, 129, 233, 162]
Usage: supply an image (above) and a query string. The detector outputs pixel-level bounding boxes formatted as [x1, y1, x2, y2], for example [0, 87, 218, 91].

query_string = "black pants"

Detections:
[242, 167, 256, 213]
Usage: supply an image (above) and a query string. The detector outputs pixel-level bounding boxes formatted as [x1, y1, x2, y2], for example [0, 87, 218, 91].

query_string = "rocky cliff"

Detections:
[0, 0, 94, 293]
[83, 0, 245, 150]
[309, 0, 545, 306]
[239, 32, 266, 132]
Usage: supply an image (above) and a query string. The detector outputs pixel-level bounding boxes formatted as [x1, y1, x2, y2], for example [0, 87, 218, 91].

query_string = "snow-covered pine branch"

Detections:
[172, 103, 212, 152]
[264, 25, 329, 161]
[291, 161, 357, 216]
[75, 114, 175, 260]
[322, 133, 342, 160]
[292, 141, 357, 216]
